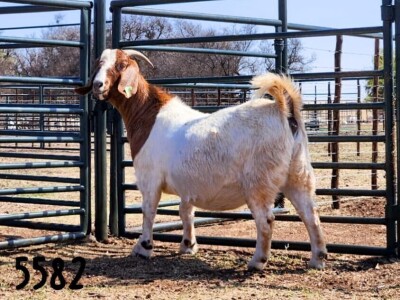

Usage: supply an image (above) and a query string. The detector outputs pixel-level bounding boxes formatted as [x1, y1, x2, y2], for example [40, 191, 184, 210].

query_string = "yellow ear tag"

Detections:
[124, 86, 133, 98]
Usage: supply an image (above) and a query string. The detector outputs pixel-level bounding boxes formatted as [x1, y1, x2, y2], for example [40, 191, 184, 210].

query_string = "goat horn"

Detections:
[123, 49, 154, 68]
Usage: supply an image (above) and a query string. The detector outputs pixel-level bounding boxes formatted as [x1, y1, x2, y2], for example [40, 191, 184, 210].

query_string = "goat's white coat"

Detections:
[135, 96, 293, 211]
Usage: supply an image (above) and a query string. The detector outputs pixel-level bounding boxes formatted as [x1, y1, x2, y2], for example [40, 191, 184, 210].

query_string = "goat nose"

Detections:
[93, 81, 103, 90]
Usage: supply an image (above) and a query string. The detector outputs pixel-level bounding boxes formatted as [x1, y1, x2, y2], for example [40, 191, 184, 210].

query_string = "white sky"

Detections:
[0, 0, 384, 101]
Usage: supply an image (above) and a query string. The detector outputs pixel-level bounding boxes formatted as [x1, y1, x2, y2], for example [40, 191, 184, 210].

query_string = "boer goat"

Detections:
[76, 49, 327, 270]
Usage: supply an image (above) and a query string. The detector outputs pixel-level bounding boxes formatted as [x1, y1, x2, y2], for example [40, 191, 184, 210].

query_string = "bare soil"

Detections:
[0, 140, 399, 299]
[1, 197, 399, 299]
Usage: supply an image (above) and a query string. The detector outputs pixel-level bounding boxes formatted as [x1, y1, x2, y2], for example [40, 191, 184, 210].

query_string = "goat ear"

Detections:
[118, 64, 139, 99]
[75, 84, 92, 95]
[74, 60, 100, 95]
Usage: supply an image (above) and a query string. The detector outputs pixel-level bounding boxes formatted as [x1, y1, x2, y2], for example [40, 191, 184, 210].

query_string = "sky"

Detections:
[0, 0, 383, 100]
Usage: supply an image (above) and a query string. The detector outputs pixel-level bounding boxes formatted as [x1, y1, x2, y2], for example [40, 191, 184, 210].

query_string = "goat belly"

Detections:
[186, 184, 247, 211]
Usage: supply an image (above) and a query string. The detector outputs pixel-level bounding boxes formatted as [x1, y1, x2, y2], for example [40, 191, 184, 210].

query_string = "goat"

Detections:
[76, 49, 327, 271]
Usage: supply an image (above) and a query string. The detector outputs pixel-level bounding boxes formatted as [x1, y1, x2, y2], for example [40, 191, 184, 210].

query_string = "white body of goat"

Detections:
[76, 49, 327, 271]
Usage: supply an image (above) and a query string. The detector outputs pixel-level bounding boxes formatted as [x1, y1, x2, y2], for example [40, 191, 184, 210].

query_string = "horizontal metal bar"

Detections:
[129, 45, 276, 58]
[0, 208, 84, 221]
[0, 131, 80, 138]
[7, 0, 92, 9]
[292, 70, 384, 80]
[0, 173, 80, 184]
[0, 152, 80, 161]
[0, 161, 83, 170]
[148, 70, 382, 85]
[0, 219, 81, 232]
[126, 200, 181, 210]
[127, 207, 385, 225]
[111, 0, 215, 8]
[123, 232, 392, 256]
[0, 105, 82, 114]
[161, 83, 251, 89]
[288, 22, 383, 39]
[312, 162, 386, 170]
[303, 102, 385, 111]
[121, 26, 383, 46]
[0, 76, 82, 85]
[122, 8, 383, 40]
[276, 215, 387, 225]
[123, 183, 138, 190]
[127, 208, 288, 219]
[0, 232, 86, 250]
[308, 135, 386, 143]
[122, 160, 133, 167]
[0, 5, 73, 15]
[122, 7, 282, 27]
[143, 217, 231, 233]
[149, 75, 252, 85]
[316, 189, 386, 197]
[0, 35, 82, 48]
[0, 136, 83, 143]
[0, 196, 79, 206]
[0, 185, 85, 196]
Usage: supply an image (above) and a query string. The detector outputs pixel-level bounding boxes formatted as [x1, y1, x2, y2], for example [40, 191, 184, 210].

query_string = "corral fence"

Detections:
[0, 0, 399, 258]
[108, 0, 399, 257]
[0, 0, 91, 249]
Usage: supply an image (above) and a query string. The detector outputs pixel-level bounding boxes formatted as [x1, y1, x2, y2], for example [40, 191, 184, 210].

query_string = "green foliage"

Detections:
[364, 50, 394, 102]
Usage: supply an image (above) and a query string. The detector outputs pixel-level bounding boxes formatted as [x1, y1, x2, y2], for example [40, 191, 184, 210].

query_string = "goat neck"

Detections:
[109, 78, 173, 159]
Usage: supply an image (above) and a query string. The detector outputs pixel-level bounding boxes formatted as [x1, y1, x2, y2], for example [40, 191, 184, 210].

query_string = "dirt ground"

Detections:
[1, 197, 399, 300]
[0, 140, 399, 299]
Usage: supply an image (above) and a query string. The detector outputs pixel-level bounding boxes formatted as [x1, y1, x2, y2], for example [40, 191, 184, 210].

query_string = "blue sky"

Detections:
[0, 0, 383, 100]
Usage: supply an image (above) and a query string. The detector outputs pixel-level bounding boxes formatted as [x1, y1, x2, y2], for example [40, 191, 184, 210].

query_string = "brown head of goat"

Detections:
[75, 49, 173, 159]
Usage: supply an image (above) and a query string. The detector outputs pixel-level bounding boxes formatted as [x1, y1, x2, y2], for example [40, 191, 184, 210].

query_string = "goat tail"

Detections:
[251, 73, 303, 120]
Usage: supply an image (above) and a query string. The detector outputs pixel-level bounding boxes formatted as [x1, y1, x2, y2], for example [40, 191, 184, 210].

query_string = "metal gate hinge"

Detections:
[381, 4, 395, 22]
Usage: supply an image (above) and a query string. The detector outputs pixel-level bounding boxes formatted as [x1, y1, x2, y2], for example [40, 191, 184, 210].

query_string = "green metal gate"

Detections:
[0, 0, 92, 249]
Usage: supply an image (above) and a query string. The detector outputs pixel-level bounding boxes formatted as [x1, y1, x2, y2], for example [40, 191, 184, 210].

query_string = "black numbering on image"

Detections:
[70, 256, 85, 290]
[15, 256, 85, 290]
[50, 258, 66, 290]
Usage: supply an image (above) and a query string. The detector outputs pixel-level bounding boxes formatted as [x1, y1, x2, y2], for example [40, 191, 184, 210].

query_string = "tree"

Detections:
[259, 38, 316, 73]
[365, 51, 383, 102]
[14, 25, 80, 77]
[0, 49, 16, 76]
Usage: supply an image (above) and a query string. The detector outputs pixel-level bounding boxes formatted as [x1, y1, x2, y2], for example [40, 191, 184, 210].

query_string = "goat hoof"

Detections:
[134, 252, 150, 260]
[132, 242, 153, 259]
[308, 260, 325, 269]
[247, 259, 266, 271]
[308, 251, 327, 269]
[179, 240, 198, 255]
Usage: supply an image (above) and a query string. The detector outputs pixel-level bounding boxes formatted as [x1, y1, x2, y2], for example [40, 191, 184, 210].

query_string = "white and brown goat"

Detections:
[76, 49, 327, 270]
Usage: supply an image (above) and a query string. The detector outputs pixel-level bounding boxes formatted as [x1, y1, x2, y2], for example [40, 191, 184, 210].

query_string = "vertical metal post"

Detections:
[94, 0, 109, 241]
[278, 0, 288, 73]
[394, 0, 400, 256]
[39, 85, 45, 149]
[79, 6, 91, 235]
[381, 0, 396, 255]
[110, 6, 126, 236]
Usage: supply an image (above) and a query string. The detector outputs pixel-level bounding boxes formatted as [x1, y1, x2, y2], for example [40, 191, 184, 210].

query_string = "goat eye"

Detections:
[116, 63, 126, 71]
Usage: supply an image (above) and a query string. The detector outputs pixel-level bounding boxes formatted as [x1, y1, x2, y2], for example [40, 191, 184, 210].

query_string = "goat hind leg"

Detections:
[179, 200, 198, 254]
[132, 190, 161, 258]
[283, 186, 327, 269]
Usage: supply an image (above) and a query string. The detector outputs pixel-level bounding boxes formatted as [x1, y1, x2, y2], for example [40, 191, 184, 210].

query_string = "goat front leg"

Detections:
[247, 195, 275, 271]
[179, 200, 198, 254]
[132, 190, 161, 259]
